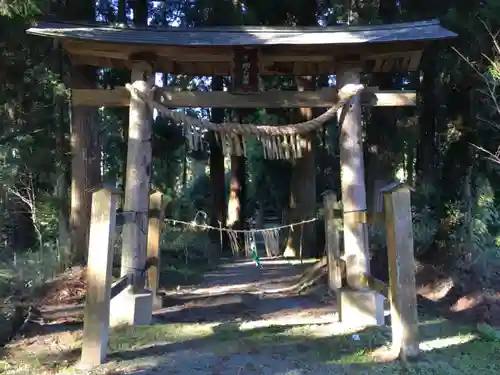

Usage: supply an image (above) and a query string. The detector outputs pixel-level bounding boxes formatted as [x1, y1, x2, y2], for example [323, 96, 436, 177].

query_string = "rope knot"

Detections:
[126, 82, 154, 103]
[337, 84, 365, 102]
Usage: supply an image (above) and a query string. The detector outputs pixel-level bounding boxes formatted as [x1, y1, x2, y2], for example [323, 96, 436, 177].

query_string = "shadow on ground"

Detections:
[184, 259, 313, 294]
[156, 291, 335, 324]
[13, 318, 498, 375]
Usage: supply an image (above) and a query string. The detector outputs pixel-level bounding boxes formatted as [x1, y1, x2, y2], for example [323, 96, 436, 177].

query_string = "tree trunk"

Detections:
[227, 47, 257, 248]
[366, 71, 397, 212]
[182, 144, 188, 189]
[227, 154, 246, 232]
[69, 65, 101, 264]
[432, 77, 475, 266]
[365, 0, 399, 211]
[54, 41, 70, 268]
[133, 0, 148, 26]
[117, 0, 126, 24]
[117, 0, 147, 202]
[208, 76, 227, 248]
[55, 173, 70, 267]
[415, 48, 440, 186]
[65, 0, 100, 265]
[284, 76, 317, 258]
[463, 163, 473, 266]
[406, 140, 415, 185]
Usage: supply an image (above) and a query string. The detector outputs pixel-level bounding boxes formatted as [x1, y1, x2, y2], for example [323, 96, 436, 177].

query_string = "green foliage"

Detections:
[167, 174, 211, 223]
[159, 229, 218, 286]
[411, 184, 441, 256]
[0, 244, 64, 296]
[453, 177, 500, 277]
[35, 193, 61, 243]
[245, 110, 292, 213]
[477, 323, 500, 341]
[0, 0, 41, 18]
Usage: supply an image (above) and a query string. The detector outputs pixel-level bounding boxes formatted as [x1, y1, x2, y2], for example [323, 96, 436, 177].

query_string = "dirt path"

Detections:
[156, 258, 337, 325]
[4, 258, 346, 375]
[107, 258, 345, 374]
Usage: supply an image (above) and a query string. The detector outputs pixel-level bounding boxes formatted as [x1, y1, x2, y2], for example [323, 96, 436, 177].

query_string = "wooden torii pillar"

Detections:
[334, 64, 419, 352]
[110, 59, 155, 327]
[337, 66, 371, 289]
[335, 65, 384, 326]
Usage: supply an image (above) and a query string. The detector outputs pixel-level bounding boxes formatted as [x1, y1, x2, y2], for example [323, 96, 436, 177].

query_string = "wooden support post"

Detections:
[147, 190, 165, 310]
[79, 188, 118, 368]
[120, 61, 154, 292]
[323, 191, 342, 291]
[336, 66, 370, 289]
[382, 182, 420, 361]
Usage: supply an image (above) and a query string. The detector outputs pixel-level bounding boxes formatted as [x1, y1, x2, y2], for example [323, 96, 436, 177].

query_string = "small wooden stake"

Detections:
[146, 191, 165, 309]
[323, 191, 342, 291]
[80, 188, 118, 368]
[382, 182, 420, 361]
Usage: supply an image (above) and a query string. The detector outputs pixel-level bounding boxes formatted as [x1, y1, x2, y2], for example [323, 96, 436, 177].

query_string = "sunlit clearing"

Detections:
[420, 333, 477, 352]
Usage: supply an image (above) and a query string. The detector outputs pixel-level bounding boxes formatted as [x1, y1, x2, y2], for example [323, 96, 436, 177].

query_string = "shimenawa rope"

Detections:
[125, 82, 363, 159]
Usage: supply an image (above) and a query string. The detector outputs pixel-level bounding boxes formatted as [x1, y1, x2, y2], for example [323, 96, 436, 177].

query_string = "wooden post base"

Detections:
[152, 294, 163, 311]
[110, 286, 153, 327]
[338, 288, 385, 327]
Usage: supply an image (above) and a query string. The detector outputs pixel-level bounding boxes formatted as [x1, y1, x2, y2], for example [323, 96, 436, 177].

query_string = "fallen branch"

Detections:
[258, 256, 328, 295]
[257, 256, 390, 297]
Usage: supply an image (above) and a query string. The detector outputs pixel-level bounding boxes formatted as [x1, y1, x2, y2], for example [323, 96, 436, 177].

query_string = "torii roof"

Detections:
[26, 19, 456, 75]
[27, 19, 455, 46]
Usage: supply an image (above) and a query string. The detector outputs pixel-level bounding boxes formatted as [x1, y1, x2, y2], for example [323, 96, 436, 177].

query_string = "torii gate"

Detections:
[27, 19, 456, 366]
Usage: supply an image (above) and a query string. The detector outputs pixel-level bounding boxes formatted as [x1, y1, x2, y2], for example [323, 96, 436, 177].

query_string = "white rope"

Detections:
[164, 216, 319, 234]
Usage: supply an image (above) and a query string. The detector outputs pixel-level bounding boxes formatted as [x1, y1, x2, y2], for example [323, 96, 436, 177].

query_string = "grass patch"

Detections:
[108, 323, 216, 352]
[5, 316, 500, 374]
[102, 318, 500, 373]
[159, 230, 220, 288]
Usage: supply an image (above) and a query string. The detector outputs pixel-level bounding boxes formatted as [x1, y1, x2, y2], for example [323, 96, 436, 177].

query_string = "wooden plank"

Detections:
[72, 86, 417, 108]
[368, 49, 423, 73]
[65, 39, 424, 75]
[332, 208, 384, 224]
[63, 40, 234, 62]
[120, 63, 154, 293]
[73, 87, 130, 107]
[63, 38, 424, 63]
[323, 191, 342, 291]
[233, 47, 259, 92]
[382, 182, 420, 361]
[110, 274, 129, 300]
[79, 188, 118, 368]
[407, 50, 423, 71]
[68, 55, 419, 75]
[68, 54, 128, 70]
[146, 191, 165, 310]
